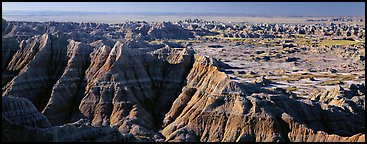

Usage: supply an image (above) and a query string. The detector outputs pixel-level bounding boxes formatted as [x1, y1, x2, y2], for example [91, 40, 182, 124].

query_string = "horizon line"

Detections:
[2, 10, 365, 17]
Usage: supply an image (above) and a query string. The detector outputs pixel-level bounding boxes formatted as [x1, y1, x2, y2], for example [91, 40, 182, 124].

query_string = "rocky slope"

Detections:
[147, 21, 194, 40]
[2, 19, 365, 142]
[2, 97, 135, 142]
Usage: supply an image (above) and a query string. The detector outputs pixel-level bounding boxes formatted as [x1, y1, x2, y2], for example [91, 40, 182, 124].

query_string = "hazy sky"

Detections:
[2, 2, 365, 16]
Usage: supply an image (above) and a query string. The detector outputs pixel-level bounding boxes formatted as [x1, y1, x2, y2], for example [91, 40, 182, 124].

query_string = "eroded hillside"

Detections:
[2, 18, 365, 142]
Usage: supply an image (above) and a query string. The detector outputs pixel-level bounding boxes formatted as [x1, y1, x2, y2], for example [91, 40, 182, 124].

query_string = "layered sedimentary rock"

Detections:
[2, 96, 52, 128]
[42, 40, 93, 125]
[147, 21, 194, 39]
[309, 84, 365, 116]
[2, 96, 136, 142]
[2, 19, 365, 142]
[282, 113, 364, 142]
[160, 60, 365, 142]
[78, 42, 195, 141]
[3, 32, 70, 111]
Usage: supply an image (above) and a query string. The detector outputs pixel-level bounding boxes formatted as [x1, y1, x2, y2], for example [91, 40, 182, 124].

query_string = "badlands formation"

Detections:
[2, 17, 365, 142]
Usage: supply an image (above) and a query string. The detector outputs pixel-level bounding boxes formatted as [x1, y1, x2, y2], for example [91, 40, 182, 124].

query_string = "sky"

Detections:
[2, 2, 365, 16]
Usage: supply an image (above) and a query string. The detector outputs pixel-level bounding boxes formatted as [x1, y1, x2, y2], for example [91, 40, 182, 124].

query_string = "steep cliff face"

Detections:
[2, 19, 365, 142]
[3, 32, 70, 112]
[79, 43, 196, 140]
[42, 40, 93, 125]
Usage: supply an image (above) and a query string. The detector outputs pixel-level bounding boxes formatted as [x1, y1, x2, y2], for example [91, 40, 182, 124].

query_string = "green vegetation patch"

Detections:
[235, 74, 262, 78]
[173, 39, 203, 43]
[202, 35, 221, 39]
[146, 40, 164, 44]
[317, 40, 359, 46]
[290, 34, 306, 38]
[269, 72, 358, 83]
[284, 87, 298, 91]
[202, 35, 247, 41]
[319, 79, 344, 86]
